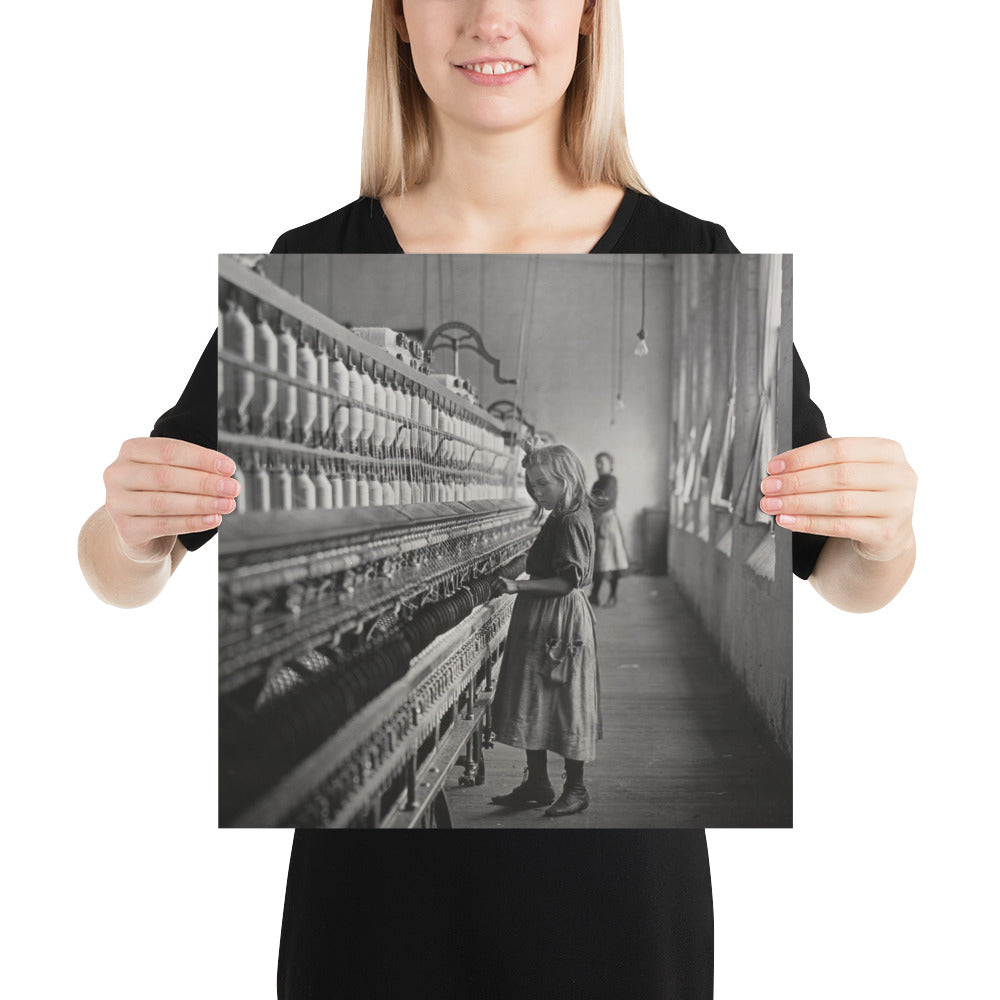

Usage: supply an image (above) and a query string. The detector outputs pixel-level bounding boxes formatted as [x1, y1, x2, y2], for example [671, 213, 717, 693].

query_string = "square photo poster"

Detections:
[218, 253, 792, 828]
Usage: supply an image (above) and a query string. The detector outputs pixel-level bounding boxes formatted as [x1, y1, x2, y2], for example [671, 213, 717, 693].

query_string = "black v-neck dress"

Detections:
[154, 191, 829, 999]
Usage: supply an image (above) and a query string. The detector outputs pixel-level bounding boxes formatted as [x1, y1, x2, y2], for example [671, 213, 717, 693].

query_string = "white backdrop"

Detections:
[3, 2, 996, 997]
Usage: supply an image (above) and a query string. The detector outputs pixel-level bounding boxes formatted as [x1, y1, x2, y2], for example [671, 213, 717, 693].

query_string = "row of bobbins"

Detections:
[218, 284, 511, 512]
[226, 447, 503, 513]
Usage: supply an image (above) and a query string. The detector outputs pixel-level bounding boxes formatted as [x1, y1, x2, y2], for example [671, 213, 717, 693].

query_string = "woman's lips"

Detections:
[455, 61, 531, 86]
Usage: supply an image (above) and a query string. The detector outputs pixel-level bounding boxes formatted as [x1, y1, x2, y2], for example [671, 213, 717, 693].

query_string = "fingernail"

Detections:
[215, 458, 236, 475]
[218, 478, 239, 496]
[214, 498, 233, 512]
[203, 514, 221, 526]
[761, 478, 782, 493]
[777, 514, 796, 526]
[767, 458, 785, 474]
[761, 497, 782, 512]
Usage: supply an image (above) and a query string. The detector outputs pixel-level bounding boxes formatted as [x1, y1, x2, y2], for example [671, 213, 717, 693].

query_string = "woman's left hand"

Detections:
[760, 437, 917, 562]
[498, 578, 520, 595]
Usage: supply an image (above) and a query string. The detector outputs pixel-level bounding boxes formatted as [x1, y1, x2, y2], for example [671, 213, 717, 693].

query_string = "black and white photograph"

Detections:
[218, 253, 793, 828]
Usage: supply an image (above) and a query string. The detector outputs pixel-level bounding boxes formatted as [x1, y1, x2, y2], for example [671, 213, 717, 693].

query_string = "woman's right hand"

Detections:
[103, 437, 240, 562]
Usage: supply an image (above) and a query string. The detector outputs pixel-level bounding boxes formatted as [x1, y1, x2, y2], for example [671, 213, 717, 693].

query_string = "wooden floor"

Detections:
[444, 574, 791, 828]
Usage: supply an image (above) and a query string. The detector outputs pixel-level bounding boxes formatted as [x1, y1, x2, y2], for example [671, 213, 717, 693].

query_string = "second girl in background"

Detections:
[590, 451, 629, 607]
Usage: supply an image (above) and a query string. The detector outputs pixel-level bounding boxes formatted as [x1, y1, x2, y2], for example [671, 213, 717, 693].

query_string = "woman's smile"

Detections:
[455, 60, 531, 85]
[398, 0, 589, 132]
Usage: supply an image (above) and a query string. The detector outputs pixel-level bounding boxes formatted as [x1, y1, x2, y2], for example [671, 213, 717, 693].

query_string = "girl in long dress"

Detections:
[491, 444, 603, 817]
[589, 451, 630, 607]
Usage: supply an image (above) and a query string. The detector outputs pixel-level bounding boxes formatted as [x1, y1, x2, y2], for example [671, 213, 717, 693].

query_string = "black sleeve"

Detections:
[791, 345, 831, 580]
[709, 224, 739, 253]
[150, 332, 220, 552]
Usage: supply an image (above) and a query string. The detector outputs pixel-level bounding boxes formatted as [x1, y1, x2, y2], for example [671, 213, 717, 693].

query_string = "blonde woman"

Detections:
[80, 3, 917, 997]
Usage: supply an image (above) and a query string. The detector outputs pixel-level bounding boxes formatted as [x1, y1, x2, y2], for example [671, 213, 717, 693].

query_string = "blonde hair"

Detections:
[361, 0, 649, 198]
[524, 444, 600, 514]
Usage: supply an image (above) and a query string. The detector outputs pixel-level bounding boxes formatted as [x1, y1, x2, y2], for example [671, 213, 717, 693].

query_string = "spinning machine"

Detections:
[217, 256, 538, 827]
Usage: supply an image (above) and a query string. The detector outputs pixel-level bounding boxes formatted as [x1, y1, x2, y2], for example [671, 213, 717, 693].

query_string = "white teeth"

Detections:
[464, 61, 525, 75]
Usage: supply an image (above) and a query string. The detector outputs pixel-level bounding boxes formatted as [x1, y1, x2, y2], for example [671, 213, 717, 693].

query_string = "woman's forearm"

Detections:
[808, 534, 916, 613]
[78, 506, 186, 609]
[514, 576, 574, 597]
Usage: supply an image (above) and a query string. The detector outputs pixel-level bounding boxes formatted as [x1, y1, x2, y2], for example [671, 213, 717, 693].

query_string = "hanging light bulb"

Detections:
[633, 254, 649, 356]
[616, 393, 626, 410]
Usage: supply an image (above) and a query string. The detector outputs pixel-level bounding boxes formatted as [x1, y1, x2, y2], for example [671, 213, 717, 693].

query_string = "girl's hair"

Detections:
[524, 444, 602, 513]
[361, 0, 649, 198]
[595, 451, 614, 469]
